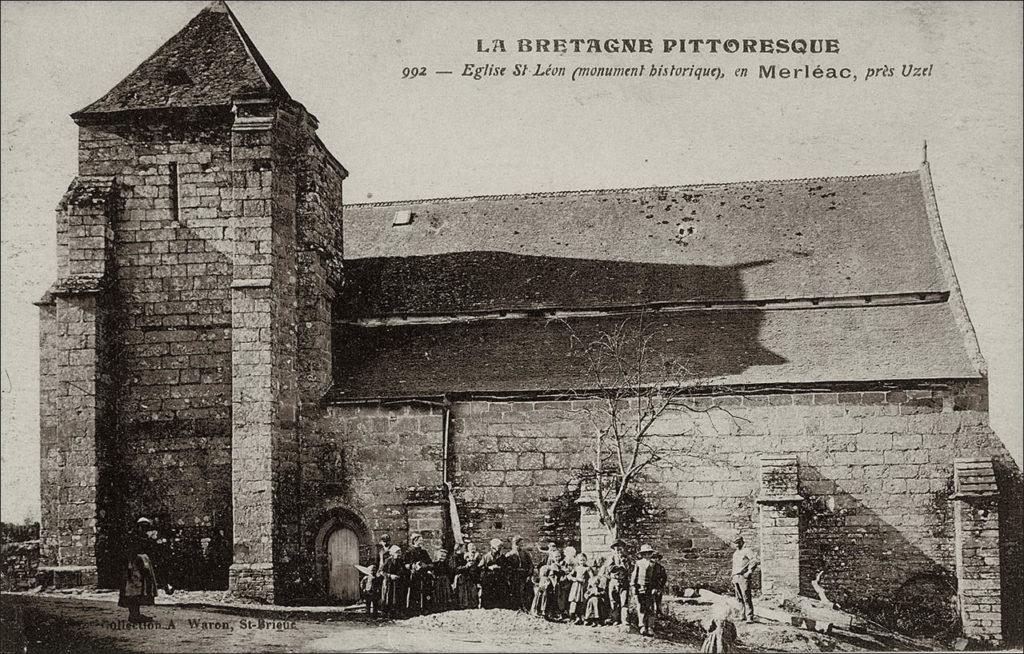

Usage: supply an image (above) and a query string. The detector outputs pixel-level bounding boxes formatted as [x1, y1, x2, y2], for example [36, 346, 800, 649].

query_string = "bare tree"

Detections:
[551, 310, 742, 542]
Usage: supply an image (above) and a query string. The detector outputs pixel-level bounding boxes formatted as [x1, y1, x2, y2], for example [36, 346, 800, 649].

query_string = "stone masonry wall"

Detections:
[229, 100, 346, 602]
[38, 111, 260, 587]
[73, 115, 236, 572]
[303, 404, 444, 542]
[309, 379, 1020, 636]
[78, 116, 235, 428]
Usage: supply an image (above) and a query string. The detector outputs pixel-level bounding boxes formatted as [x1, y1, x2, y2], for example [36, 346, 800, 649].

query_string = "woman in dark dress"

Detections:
[379, 545, 403, 616]
[453, 542, 481, 609]
[118, 517, 172, 623]
[430, 548, 455, 611]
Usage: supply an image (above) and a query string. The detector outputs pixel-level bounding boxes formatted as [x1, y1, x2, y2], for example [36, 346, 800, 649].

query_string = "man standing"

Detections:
[478, 538, 507, 609]
[630, 543, 657, 636]
[404, 533, 432, 613]
[505, 535, 533, 611]
[118, 517, 173, 623]
[602, 539, 630, 627]
[730, 536, 759, 623]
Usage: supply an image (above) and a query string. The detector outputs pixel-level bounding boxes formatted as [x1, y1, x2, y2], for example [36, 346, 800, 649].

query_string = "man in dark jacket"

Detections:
[118, 517, 173, 623]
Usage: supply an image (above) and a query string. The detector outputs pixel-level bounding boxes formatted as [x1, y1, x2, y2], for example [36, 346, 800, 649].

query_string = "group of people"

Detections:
[360, 534, 677, 637]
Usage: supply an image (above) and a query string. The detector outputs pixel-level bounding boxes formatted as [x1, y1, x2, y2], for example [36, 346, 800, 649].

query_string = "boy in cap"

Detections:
[630, 543, 658, 636]
[602, 539, 630, 626]
[731, 536, 759, 623]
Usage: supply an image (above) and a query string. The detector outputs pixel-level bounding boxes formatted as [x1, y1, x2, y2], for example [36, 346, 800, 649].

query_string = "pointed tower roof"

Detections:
[73, 0, 289, 119]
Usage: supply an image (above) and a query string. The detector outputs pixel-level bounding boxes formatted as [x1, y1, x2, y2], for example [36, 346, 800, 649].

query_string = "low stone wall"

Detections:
[1, 540, 40, 591]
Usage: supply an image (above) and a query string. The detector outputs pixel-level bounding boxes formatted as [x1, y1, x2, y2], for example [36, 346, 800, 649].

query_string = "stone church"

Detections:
[37, 1, 1018, 644]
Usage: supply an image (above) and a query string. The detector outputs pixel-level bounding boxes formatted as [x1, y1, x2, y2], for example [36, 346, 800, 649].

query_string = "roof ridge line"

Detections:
[339, 290, 951, 327]
[343, 170, 918, 209]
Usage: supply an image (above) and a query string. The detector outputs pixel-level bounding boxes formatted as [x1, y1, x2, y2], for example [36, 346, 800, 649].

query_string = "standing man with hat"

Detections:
[731, 536, 759, 623]
[118, 517, 173, 623]
[630, 543, 658, 636]
[602, 539, 631, 627]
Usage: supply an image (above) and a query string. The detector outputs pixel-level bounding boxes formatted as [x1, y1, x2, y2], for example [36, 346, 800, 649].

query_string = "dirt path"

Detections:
[2, 593, 917, 653]
[1, 595, 691, 653]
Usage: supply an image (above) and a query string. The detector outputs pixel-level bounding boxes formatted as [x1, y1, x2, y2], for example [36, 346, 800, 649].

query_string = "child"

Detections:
[360, 564, 380, 615]
[651, 552, 668, 617]
[591, 555, 609, 624]
[557, 546, 576, 618]
[583, 566, 604, 626]
[567, 552, 591, 625]
[537, 547, 565, 619]
[701, 602, 738, 653]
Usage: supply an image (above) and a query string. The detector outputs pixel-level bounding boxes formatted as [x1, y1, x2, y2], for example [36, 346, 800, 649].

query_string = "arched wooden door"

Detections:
[327, 527, 360, 602]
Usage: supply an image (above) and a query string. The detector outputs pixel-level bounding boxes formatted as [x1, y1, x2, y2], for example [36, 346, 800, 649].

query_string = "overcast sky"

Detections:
[1, 1, 1021, 522]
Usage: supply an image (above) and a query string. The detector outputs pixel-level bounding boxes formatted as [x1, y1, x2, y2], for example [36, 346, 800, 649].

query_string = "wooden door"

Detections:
[327, 527, 360, 602]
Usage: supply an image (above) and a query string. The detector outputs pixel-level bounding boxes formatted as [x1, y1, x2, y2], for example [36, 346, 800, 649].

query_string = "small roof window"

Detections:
[392, 210, 413, 226]
[165, 69, 193, 86]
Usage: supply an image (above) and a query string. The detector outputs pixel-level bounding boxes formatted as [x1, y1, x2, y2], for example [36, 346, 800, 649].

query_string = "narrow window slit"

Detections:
[169, 162, 180, 222]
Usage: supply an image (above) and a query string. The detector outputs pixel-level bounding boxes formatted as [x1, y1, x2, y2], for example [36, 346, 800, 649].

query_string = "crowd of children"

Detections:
[359, 534, 670, 637]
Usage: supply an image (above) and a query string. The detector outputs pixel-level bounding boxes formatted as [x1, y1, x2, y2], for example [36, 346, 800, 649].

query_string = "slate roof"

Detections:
[331, 302, 978, 398]
[333, 168, 984, 398]
[74, 1, 289, 118]
[341, 172, 944, 315]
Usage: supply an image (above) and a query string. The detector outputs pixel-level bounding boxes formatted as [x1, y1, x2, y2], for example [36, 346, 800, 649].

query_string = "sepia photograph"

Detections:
[1, 1, 1021, 652]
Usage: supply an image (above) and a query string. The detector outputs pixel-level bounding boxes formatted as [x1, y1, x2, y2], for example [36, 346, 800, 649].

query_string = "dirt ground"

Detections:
[1, 592, 934, 653]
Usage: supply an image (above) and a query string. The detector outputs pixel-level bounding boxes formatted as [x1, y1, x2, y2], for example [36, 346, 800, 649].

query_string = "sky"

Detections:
[1, 1, 1021, 522]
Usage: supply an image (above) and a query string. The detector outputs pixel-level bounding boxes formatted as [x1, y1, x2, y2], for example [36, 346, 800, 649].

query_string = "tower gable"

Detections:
[73, 0, 289, 119]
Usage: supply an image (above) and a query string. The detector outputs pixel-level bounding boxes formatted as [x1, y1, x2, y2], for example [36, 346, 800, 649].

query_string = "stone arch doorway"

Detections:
[313, 506, 373, 604]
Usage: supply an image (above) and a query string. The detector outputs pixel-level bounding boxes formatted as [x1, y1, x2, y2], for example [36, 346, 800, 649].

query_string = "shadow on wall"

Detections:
[995, 460, 1023, 645]
[800, 460, 1023, 645]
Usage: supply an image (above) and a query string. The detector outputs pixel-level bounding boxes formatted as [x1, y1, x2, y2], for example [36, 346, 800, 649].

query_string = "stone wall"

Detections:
[307, 378, 1020, 637]
[41, 101, 347, 598]
[37, 113, 240, 586]
[78, 115, 235, 428]
[1, 541, 40, 591]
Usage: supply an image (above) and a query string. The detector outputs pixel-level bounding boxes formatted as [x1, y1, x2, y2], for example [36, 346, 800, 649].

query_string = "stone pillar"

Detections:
[39, 176, 118, 588]
[577, 491, 613, 558]
[951, 458, 1002, 645]
[756, 455, 803, 602]
[228, 98, 301, 602]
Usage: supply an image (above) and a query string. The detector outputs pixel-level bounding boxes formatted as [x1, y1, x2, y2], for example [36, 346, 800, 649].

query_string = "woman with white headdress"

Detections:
[380, 544, 403, 616]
